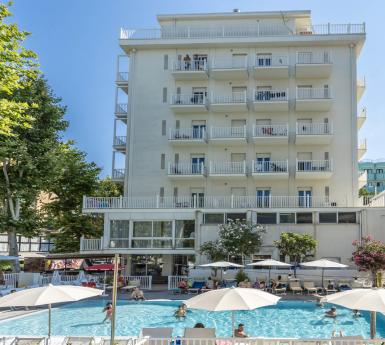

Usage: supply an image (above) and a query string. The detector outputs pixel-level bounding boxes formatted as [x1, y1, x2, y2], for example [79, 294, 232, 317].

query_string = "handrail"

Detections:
[168, 162, 205, 175]
[169, 128, 206, 140]
[296, 159, 333, 172]
[254, 89, 288, 101]
[296, 123, 332, 135]
[210, 126, 246, 139]
[296, 87, 332, 99]
[253, 124, 288, 137]
[209, 161, 246, 175]
[252, 160, 288, 173]
[211, 91, 247, 104]
[171, 94, 207, 106]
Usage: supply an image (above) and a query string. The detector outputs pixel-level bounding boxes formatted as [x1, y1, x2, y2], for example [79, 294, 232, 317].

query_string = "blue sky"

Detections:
[11, 0, 385, 176]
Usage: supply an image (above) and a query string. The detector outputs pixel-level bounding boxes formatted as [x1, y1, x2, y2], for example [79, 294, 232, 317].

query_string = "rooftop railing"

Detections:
[120, 23, 365, 40]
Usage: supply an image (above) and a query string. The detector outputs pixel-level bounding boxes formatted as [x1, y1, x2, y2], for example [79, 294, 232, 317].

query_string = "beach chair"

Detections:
[141, 328, 173, 345]
[289, 281, 303, 294]
[11, 338, 45, 345]
[183, 328, 216, 345]
[303, 281, 318, 294]
[63, 337, 95, 345]
[272, 285, 286, 295]
[188, 281, 205, 294]
[324, 281, 338, 294]
[101, 339, 132, 345]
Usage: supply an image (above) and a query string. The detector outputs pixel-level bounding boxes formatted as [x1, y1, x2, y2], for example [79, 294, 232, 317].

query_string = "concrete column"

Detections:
[162, 254, 173, 276]
[103, 213, 111, 249]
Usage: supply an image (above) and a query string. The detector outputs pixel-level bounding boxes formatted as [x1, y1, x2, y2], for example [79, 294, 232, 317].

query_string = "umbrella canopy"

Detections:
[247, 259, 291, 268]
[199, 261, 244, 268]
[324, 288, 385, 339]
[185, 287, 280, 311]
[301, 259, 348, 269]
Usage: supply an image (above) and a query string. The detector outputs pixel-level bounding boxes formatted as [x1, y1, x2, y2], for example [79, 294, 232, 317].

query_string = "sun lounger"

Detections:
[11, 338, 45, 345]
[101, 339, 132, 345]
[324, 282, 338, 294]
[188, 281, 205, 294]
[141, 328, 173, 345]
[183, 328, 216, 345]
[63, 337, 95, 345]
[289, 281, 303, 294]
[303, 281, 318, 294]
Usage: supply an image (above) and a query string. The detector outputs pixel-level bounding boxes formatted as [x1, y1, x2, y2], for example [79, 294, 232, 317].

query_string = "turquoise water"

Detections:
[0, 300, 383, 338]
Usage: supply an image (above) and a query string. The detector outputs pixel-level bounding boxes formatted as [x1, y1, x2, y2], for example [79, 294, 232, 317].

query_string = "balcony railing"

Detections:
[210, 126, 246, 139]
[171, 94, 207, 105]
[296, 159, 333, 172]
[255, 55, 288, 67]
[296, 123, 332, 135]
[254, 89, 288, 102]
[115, 103, 128, 114]
[80, 237, 102, 251]
[296, 87, 332, 99]
[211, 57, 248, 69]
[253, 124, 288, 137]
[296, 52, 331, 64]
[173, 60, 208, 71]
[120, 23, 365, 40]
[252, 160, 288, 173]
[116, 72, 129, 82]
[112, 168, 125, 180]
[211, 91, 247, 104]
[209, 161, 246, 175]
[168, 162, 205, 176]
[113, 136, 127, 146]
[169, 128, 206, 141]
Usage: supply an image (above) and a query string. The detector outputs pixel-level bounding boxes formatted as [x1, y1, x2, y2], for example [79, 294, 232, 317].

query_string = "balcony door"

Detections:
[298, 188, 312, 207]
[191, 154, 205, 174]
[192, 87, 206, 104]
[193, 54, 208, 70]
[191, 188, 204, 207]
[231, 153, 246, 162]
[256, 188, 271, 208]
[257, 53, 272, 66]
[231, 119, 246, 137]
[192, 120, 206, 139]
[256, 153, 271, 172]
[297, 118, 312, 134]
[297, 152, 312, 171]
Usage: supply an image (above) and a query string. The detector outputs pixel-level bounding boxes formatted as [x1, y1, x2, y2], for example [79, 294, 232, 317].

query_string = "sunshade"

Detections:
[199, 261, 244, 268]
[301, 259, 348, 288]
[247, 259, 292, 288]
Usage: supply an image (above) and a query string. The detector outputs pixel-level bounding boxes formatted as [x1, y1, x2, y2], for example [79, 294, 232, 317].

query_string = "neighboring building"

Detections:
[359, 160, 385, 193]
[82, 10, 385, 277]
[0, 234, 54, 258]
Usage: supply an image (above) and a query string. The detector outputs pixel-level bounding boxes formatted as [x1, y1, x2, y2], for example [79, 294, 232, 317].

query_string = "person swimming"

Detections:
[174, 304, 186, 319]
[325, 306, 337, 318]
[102, 302, 113, 322]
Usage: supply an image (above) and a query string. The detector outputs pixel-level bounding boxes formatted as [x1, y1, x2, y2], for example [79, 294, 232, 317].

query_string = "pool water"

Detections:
[0, 300, 383, 338]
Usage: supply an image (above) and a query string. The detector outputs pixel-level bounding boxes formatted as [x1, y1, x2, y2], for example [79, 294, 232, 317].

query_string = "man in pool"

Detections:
[102, 302, 113, 322]
[174, 304, 186, 319]
[325, 306, 337, 318]
[234, 323, 248, 338]
[194, 323, 205, 328]
[131, 287, 146, 301]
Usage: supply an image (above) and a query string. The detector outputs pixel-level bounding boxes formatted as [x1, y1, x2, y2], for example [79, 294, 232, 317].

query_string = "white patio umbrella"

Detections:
[0, 284, 103, 337]
[0, 256, 19, 261]
[185, 287, 280, 337]
[199, 261, 244, 280]
[325, 288, 385, 339]
[300, 259, 348, 288]
[247, 259, 291, 287]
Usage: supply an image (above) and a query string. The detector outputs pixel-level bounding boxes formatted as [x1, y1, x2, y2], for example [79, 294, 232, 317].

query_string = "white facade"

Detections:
[83, 10, 381, 276]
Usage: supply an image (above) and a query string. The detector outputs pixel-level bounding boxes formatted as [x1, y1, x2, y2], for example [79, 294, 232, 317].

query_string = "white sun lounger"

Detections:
[141, 328, 173, 345]
[101, 338, 132, 345]
[63, 337, 95, 345]
[10, 338, 45, 345]
[183, 328, 216, 345]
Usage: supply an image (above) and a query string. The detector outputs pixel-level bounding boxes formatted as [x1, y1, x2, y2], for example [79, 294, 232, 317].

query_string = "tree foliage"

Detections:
[199, 241, 226, 262]
[0, 2, 39, 136]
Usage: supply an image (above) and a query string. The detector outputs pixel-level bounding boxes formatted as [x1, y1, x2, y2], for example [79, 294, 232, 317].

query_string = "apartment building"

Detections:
[82, 10, 385, 278]
[359, 159, 385, 194]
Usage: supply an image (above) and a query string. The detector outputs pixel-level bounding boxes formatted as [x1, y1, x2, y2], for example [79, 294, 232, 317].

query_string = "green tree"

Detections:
[0, 78, 67, 269]
[200, 241, 226, 262]
[0, 2, 39, 136]
[274, 232, 317, 275]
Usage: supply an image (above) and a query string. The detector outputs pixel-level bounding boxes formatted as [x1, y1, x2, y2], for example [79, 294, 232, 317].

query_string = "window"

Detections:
[153, 221, 172, 237]
[161, 120, 166, 136]
[160, 154, 165, 169]
[257, 213, 277, 224]
[319, 212, 337, 223]
[175, 220, 195, 248]
[204, 213, 224, 224]
[280, 213, 295, 224]
[338, 212, 357, 224]
[163, 54, 168, 70]
[296, 212, 313, 224]
[110, 220, 130, 238]
[133, 222, 152, 237]
[226, 213, 247, 222]
[162, 87, 167, 103]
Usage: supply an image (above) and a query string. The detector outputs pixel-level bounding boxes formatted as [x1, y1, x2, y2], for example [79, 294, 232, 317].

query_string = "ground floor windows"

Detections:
[296, 212, 313, 224]
[338, 212, 356, 223]
[175, 220, 195, 249]
[256, 213, 277, 224]
[319, 212, 337, 223]
[279, 213, 295, 224]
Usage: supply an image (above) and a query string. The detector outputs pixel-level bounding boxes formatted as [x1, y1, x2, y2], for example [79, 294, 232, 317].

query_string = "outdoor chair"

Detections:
[101, 339, 132, 345]
[303, 281, 318, 294]
[11, 338, 45, 345]
[289, 281, 303, 294]
[63, 337, 95, 345]
[141, 328, 173, 345]
[188, 281, 205, 294]
[272, 285, 287, 295]
[183, 328, 216, 345]
[324, 281, 338, 294]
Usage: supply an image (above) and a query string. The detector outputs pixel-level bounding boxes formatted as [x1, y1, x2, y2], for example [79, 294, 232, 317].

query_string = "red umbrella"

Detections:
[85, 264, 122, 271]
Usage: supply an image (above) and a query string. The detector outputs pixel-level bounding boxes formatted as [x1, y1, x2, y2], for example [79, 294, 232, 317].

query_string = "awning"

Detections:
[45, 252, 115, 259]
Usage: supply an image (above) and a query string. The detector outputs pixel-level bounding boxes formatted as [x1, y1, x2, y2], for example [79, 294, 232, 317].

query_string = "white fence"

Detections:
[297, 51, 332, 64]
[296, 87, 332, 99]
[253, 124, 288, 137]
[169, 128, 206, 141]
[252, 160, 288, 173]
[171, 94, 207, 105]
[81, 237, 102, 251]
[173, 60, 207, 71]
[122, 275, 152, 290]
[296, 123, 332, 135]
[210, 126, 246, 139]
[297, 160, 333, 172]
[168, 275, 187, 290]
[3, 273, 18, 288]
[211, 91, 247, 104]
[168, 162, 205, 176]
[209, 161, 246, 175]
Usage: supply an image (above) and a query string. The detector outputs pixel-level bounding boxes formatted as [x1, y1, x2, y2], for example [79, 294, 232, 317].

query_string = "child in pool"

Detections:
[103, 302, 113, 322]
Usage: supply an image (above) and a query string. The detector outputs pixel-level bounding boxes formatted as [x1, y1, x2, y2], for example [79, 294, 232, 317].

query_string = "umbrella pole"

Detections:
[48, 303, 51, 339]
[111, 254, 119, 344]
[268, 268, 271, 289]
[370, 311, 376, 339]
[321, 269, 324, 293]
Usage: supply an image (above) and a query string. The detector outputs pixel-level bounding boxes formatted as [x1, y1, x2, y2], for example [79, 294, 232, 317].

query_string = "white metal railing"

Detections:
[209, 161, 246, 175]
[171, 94, 207, 106]
[255, 55, 288, 67]
[253, 124, 288, 137]
[80, 237, 102, 251]
[296, 51, 332, 64]
[114, 136, 127, 146]
[211, 56, 248, 69]
[296, 123, 333, 135]
[169, 128, 206, 141]
[168, 275, 187, 290]
[296, 87, 332, 99]
[83, 195, 344, 209]
[252, 160, 288, 173]
[168, 162, 205, 175]
[254, 89, 288, 102]
[112, 168, 125, 180]
[120, 23, 365, 40]
[115, 103, 128, 114]
[116, 72, 129, 82]
[3, 273, 19, 288]
[210, 126, 246, 139]
[211, 91, 247, 104]
[122, 275, 152, 290]
[173, 60, 208, 71]
[297, 159, 333, 172]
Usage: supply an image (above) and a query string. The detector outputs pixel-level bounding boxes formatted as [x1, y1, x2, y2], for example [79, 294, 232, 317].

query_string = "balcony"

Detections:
[113, 136, 127, 151]
[295, 52, 332, 78]
[296, 159, 333, 179]
[170, 94, 208, 113]
[357, 107, 367, 130]
[253, 56, 289, 79]
[253, 89, 288, 112]
[295, 123, 333, 145]
[115, 103, 128, 120]
[168, 162, 205, 179]
[116, 72, 129, 92]
[210, 58, 248, 80]
[357, 77, 366, 102]
[251, 160, 289, 180]
[209, 161, 247, 179]
[252, 124, 288, 145]
[358, 139, 367, 160]
[80, 237, 102, 252]
[168, 128, 206, 145]
[358, 170, 368, 189]
[210, 92, 248, 112]
[209, 126, 247, 145]
[112, 168, 125, 182]
[171, 60, 208, 80]
[295, 88, 332, 111]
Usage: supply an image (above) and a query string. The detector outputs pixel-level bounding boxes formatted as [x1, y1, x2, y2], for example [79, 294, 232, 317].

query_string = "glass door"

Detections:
[298, 189, 312, 207]
[191, 156, 205, 174]
[256, 189, 271, 208]
[192, 121, 206, 139]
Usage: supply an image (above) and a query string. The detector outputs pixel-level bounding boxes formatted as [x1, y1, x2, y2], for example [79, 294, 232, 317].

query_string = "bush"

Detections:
[235, 270, 249, 284]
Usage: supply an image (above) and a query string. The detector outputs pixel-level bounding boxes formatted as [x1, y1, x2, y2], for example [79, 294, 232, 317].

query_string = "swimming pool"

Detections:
[0, 299, 383, 338]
